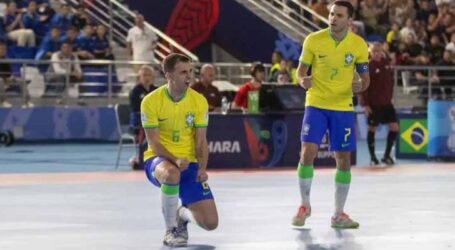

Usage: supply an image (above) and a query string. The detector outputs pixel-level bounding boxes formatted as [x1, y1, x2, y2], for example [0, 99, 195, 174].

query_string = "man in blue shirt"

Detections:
[5, 1, 35, 47]
[35, 27, 61, 60]
[92, 24, 113, 60]
[75, 24, 94, 60]
[50, 4, 74, 31]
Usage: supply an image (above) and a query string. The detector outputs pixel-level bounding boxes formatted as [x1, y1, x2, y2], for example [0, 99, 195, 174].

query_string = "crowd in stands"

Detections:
[0, 1, 113, 61]
[297, 0, 455, 67]
[0, 0, 117, 107]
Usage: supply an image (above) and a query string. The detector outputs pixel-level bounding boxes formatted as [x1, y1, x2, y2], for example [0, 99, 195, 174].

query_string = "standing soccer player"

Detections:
[141, 53, 218, 246]
[292, 0, 370, 229]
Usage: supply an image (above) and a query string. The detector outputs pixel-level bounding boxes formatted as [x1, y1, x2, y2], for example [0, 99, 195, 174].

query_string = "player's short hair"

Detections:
[162, 53, 192, 73]
[332, 0, 354, 18]
[250, 63, 265, 77]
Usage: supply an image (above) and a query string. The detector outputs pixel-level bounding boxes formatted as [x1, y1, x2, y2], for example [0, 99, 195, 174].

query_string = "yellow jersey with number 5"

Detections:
[141, 85, 209, 162]
[299, 28, 369, 111]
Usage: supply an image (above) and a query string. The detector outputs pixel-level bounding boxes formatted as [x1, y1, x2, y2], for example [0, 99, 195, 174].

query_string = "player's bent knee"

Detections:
[161, 167, 180, 184]
[202, 219, 218, 231]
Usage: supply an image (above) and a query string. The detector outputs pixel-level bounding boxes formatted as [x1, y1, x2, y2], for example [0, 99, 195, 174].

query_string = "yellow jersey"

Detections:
[299, 28, 369, 111]
[141, 85, 209, 162]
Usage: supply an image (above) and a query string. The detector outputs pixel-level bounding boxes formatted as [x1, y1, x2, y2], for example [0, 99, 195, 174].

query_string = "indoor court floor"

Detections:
[0, 142, 454, 250]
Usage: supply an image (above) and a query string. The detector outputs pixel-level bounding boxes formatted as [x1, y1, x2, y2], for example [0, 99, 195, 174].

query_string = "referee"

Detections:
[361, 42, 398, 166]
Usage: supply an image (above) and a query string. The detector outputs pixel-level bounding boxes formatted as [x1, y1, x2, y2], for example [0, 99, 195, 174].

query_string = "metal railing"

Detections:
[2, 59, 454, 109]
[0, 59, 271, 107]
[391, 65, 455, 106]
[265, 0, 329, 31]
[58, 0, 199, 62]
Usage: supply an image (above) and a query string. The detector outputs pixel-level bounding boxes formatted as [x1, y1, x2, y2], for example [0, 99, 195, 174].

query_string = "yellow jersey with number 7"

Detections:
[299, 28, 369, 111]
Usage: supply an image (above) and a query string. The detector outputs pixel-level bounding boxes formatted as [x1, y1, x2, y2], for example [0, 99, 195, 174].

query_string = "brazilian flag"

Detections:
[399, 119, 428, 154]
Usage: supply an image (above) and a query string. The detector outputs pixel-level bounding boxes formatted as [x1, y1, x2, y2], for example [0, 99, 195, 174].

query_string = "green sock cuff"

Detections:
[161, 184, 179, 195]
[297, 163, 314, 179]
[335, 169, 351, 184]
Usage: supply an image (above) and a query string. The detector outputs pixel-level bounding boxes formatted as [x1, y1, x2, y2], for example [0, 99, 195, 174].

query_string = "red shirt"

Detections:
[361, 57, 394, 106]
[234, 82, 261, 108]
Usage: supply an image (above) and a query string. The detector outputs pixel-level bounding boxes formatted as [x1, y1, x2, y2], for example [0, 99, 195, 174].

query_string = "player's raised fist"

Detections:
[352, 80, 363, 93]
[299, 76, 312, 90]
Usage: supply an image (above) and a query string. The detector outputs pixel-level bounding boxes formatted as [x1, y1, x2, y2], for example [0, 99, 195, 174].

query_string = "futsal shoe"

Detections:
[381, 156, 395, 165]
[163, 227, 187, 247]
[292, 205, 311, 227]
[370, 157, 380, 166]
[331, 212, 359, 229]
[176, 208, 189, 240]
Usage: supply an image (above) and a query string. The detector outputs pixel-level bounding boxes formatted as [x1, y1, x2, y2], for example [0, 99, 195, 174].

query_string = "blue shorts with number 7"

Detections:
[300, 106, 356, 151]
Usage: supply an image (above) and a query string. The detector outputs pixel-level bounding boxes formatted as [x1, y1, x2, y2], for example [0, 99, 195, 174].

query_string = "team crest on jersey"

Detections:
[344, 53, 354, 65]
[185, 112, 195, 127]
[141, 112, 147, 123]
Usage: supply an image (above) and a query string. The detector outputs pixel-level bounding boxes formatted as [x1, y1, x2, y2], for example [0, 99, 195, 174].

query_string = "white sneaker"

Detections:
[163, 227, 187, 247]
[1, 101, 12, 107]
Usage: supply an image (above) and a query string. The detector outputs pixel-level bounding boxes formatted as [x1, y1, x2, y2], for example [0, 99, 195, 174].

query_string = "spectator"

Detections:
[442, 13, 455, 40]
[75, 24, 94, 60]
[386, 22, 401, 51]
[277, 70, 291, 85]
[92, 24, 113, 60]
[416, 0, 435, 24]
[126, 14, 158, 70]
[427, 13, 446, 40]
[403, 34, 423, 64]
[390, 0, 415, 26]
[400, 18, 417, 41]
[232, 63, 266, 111]
[59, 26, 79, 50]
[268, 51, 283, 81]
[414, 53, 442, 100]
[434, 49, 455, 98]
[191, 64, 222, 112]
[128, 65, 156, 169]
[72, 4, 89, 30]
[286, 59, 298, 84]
[359, 0, 378, 35]
[5, 1, 35, 47]
[35, 4, 55, 40]
[426, 34, 445, 64]
[35, 26, 61, 60]
[0, 42, 32, 107]
[311, 0, 329, 26]
[446, 33, 455, 53]
[46, 42, 82, 94]
[50, 4, 74, 31]
[22, 1, 39, 33]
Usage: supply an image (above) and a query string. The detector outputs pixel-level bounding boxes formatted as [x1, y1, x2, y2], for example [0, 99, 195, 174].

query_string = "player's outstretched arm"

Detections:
[144, 128, 189, 170]
[195, 127, 209, 182]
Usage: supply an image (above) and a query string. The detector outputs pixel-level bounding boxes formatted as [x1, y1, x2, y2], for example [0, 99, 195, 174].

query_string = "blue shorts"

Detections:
[300, 106, 356, 151]
[144, 157, 214, 206]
